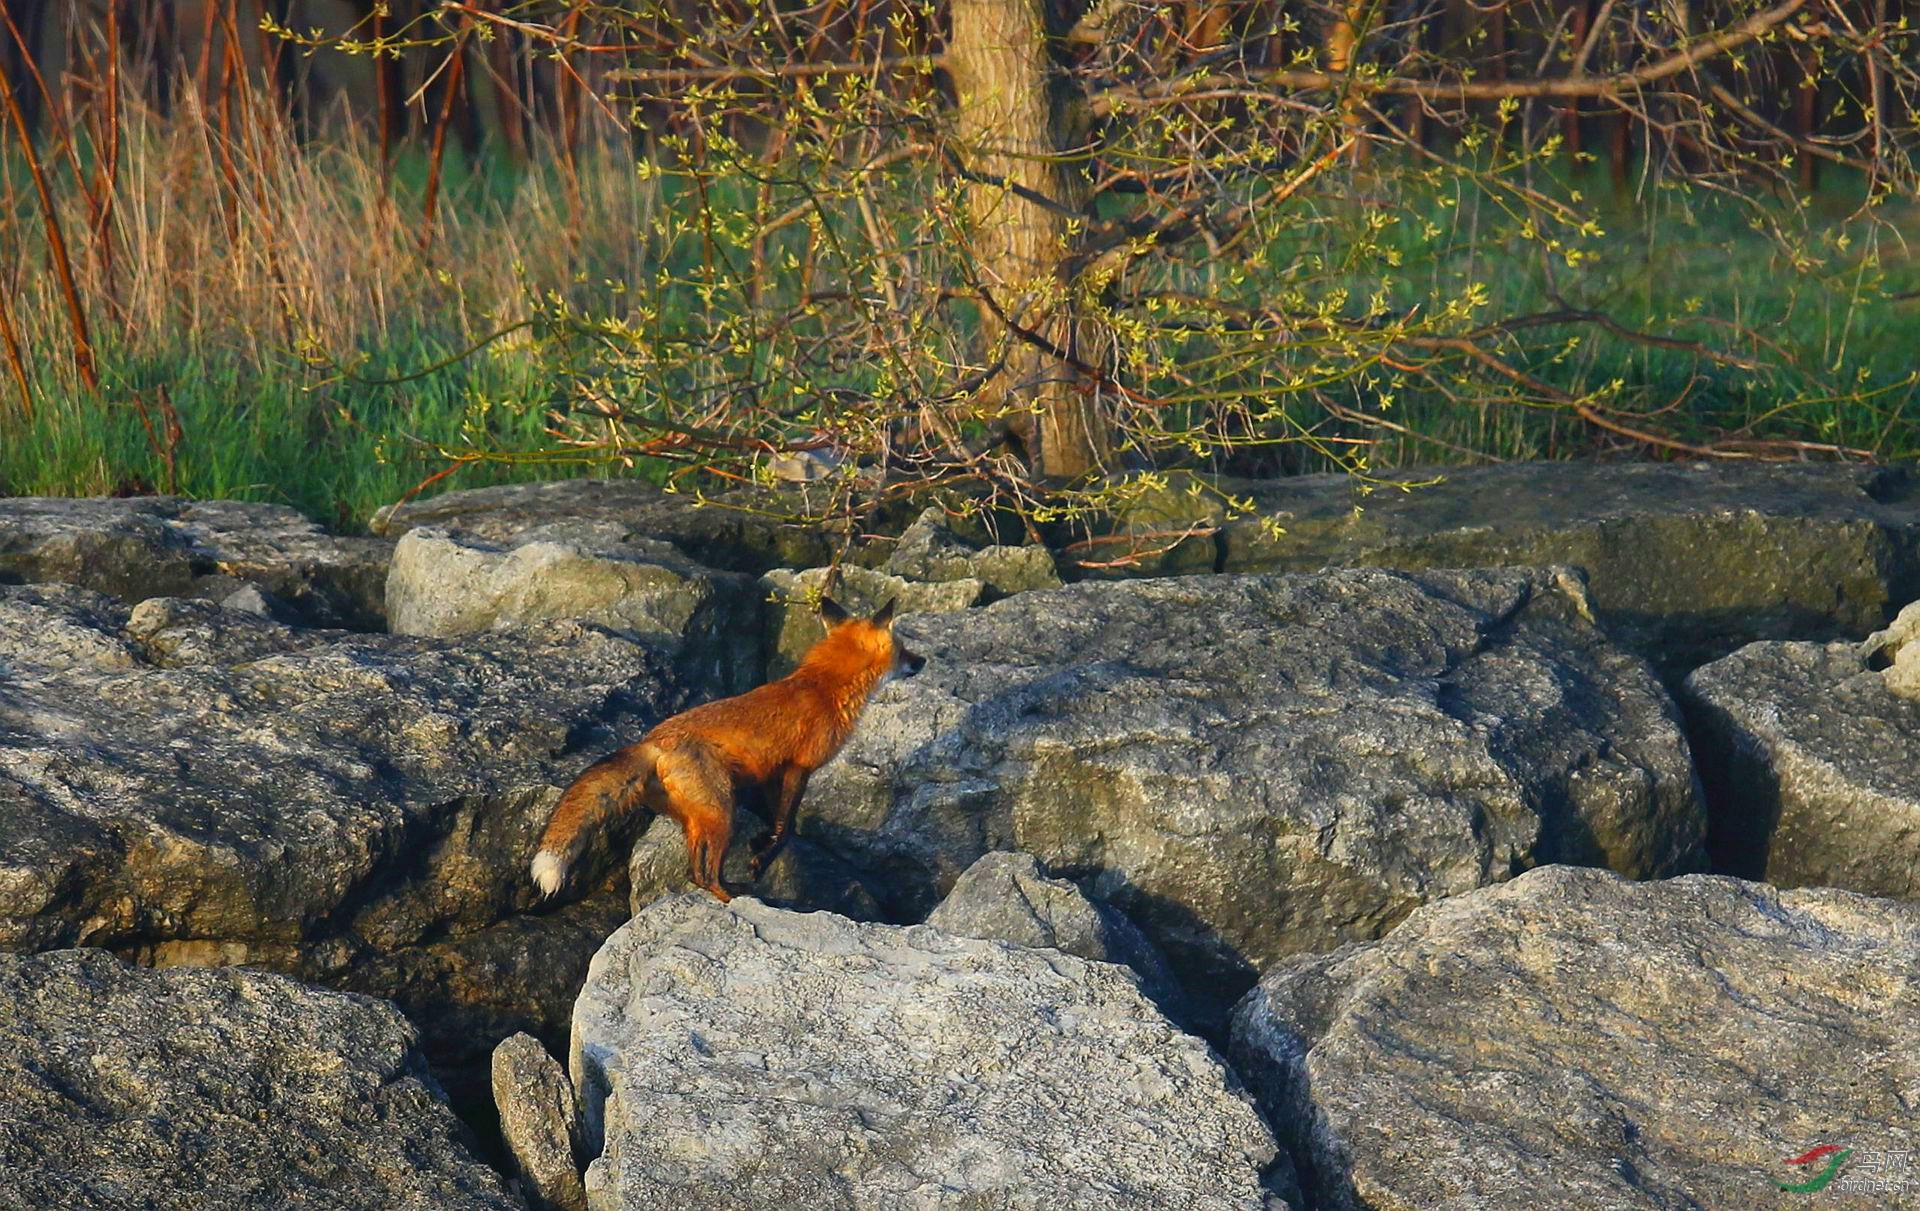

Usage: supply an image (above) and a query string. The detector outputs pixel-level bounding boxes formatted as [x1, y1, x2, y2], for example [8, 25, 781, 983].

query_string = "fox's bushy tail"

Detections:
[531, 743, 658, 896]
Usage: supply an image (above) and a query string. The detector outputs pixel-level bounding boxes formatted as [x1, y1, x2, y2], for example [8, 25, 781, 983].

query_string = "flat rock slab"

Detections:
[1684, 639, 1920, 897]
[570, 893, 1281, 1211]
[373, 479, 837, 575]
[1229, 865, 1920, 1211]
[1109, 462, 1920, 676]
[0, 583, 675, 1072]
[0, 948, 519, 1211]
[388, 525, 762, 696]
[926, 850, 1190, 1023]
[808, 568, 1702, 1014]
[0, 496, 391, 628]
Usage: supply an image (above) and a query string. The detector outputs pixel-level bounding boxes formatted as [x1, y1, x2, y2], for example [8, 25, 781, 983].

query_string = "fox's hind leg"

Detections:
[689, 828, 731, 903]
[654, 745, 736, 903]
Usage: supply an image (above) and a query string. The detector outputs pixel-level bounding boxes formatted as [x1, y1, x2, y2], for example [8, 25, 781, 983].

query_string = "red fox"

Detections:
[530, 596, 924, 902]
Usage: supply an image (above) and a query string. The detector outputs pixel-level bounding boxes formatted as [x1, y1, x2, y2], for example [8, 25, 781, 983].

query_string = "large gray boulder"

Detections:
[0, 583, 677, 1080]
[373, 478, 837, 574]
[570, 893, 1283, 1211]
[0, 948, 519, 1211]
[388, 525, 761, 696]
[925, 850, 1190, 1022]
[1683, 638, 1920, 897]
[0, 496, 390, 628]
[1228, 865, 1920, 1211]
[806, 568, 1703, 1015]
[1104, 462, 1920, 677]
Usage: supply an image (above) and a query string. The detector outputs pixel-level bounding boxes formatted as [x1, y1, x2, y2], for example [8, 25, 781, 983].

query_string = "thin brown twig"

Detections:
[0, 45, 97, 391]
[420, 15, 472, 255]
[1098, 0, 1810, 111]
[606, 55, 946, 83]
[0, 287, 33, 418]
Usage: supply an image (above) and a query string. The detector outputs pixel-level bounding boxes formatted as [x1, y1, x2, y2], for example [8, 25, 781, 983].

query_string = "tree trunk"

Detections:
[945, 0, 1110, 480]
[1326, 0, 1369, 160]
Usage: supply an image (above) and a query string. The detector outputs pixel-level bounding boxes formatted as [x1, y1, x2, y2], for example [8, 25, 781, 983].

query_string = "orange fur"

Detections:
[530, 598, 923, 902]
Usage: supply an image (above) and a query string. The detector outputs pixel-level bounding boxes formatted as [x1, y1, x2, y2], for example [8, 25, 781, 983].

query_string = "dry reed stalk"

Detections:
[374, 4, 394, 186]
[128, 383, 182, 491]
[421, 16, 473, 254]
[1, 5, 94, 221]
[94, 0, 124, 303]
[0, 45, 98, 391]
[0, 287, 33, 418]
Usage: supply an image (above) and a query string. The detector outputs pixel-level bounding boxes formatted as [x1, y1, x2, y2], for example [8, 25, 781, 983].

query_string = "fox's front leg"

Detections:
[749, 765, 811, 880]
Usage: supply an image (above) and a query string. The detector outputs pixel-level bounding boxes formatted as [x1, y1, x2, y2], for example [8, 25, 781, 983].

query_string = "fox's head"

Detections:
[818, 595, 926, 681]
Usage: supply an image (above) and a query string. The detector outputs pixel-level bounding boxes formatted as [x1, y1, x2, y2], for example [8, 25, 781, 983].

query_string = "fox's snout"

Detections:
[896, 647, 926, 679]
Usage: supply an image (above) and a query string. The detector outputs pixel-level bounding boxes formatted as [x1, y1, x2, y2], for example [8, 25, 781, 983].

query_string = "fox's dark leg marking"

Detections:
[749, 765, 811, 880]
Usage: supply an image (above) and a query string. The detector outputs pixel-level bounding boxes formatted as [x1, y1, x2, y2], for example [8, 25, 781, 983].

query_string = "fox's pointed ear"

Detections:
[818, 596, 852, 627]
[870, 597, 898, 628]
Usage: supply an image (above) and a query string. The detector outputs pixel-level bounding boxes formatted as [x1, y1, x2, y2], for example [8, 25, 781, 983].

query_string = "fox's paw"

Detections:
[748, 844, 782, 881]
[530, 850, 568, 898]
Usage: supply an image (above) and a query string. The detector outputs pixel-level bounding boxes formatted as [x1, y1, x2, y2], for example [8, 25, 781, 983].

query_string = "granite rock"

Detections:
[492, 1032, 586, 1211]
[0, 495, 390, 628]
[570, 894, 1283, 1210]
[805, 568, 1704, 1017]
[0, 948, 519, 1211]
[388, 524, 760, 696]
[0, 582, 677, 1079]
[925, 850, 1191, 1022]
[1684, 638, 1920, 897]
[1102, 462, 1920, 677]
[372, 478, 837, 575]
[1229, 866, 1920, 1211]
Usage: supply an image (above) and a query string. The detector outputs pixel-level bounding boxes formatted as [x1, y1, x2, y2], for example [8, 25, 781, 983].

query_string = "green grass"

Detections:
[1364, 172, 1920, 465]
[0, 332, 563, 530]
[0, 110, 660, 528]
[1121, 159, 1920, 473]
[3, 102, 1916, 529]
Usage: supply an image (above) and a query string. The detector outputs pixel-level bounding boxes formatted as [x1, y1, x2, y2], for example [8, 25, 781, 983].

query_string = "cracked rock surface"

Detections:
[0, 496, 390, 628]
[0, 948, 520, 1211]
[571, 893, 1282, 1211]
[1229, 866, 1920, 1211]
[807, 567, 1703, 1015]
[0, 583, 676, 1077]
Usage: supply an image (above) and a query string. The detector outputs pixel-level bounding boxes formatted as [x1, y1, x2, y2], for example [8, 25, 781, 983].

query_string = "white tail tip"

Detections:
[531, 850, 568, 897]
